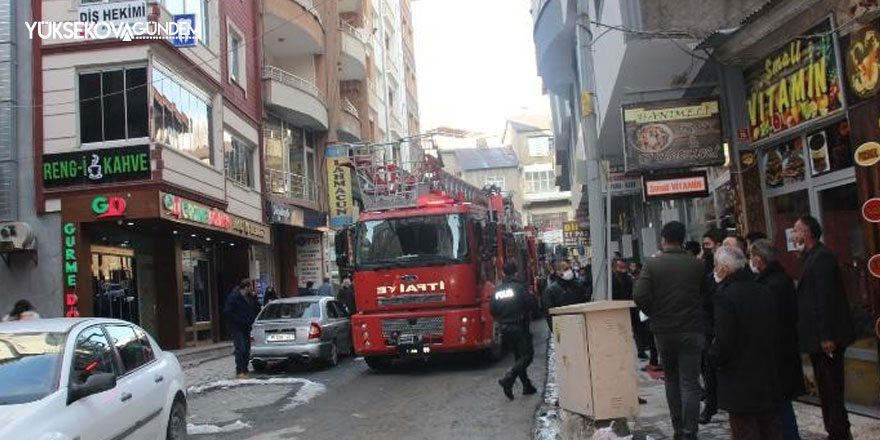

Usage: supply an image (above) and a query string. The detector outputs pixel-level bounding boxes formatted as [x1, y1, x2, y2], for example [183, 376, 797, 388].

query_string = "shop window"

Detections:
[70, 326, 118, 386]
[104, 325, 152, 373]
[767, 190, 810, 277]
[78, 67, 148, 144]
[806, 120, 854, 176]
[763, 137, 806, 189]
[92, 246, 139, 325]
[163, 0, 210, 44]
[223, 130, 253, 187]
[151, 64, 213, 165]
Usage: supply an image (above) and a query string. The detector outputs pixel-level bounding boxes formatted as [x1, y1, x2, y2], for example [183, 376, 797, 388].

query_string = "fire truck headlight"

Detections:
[360, 323, 367, 331]
[461, 317, 468, 324]
[424, 347, 431, 353]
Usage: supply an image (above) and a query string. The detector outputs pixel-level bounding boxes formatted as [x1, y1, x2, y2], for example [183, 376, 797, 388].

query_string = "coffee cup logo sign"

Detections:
[62, 223, 80, 317]
[92, 196, 127, 219]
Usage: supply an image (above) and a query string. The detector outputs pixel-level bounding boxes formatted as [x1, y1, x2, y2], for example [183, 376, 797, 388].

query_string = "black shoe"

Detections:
[698, 407, 716, 424]
[498, 379, 514, 400]
[638, 397, 647, 404]
[522, 384, 538, 395]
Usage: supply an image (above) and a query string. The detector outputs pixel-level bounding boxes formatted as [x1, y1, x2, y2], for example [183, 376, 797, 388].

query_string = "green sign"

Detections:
[43, 145, 151, 188]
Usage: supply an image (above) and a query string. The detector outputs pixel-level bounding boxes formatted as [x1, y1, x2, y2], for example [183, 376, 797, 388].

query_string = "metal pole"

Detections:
[605, 161, 612, 301]
[574, 9, 607, 300]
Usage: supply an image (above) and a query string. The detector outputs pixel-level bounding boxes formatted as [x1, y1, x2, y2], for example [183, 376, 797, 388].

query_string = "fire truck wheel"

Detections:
[365, 355, 393, 370]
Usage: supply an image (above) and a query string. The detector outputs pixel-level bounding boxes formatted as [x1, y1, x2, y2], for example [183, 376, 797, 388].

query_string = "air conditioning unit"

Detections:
[0, 222, 37, 252]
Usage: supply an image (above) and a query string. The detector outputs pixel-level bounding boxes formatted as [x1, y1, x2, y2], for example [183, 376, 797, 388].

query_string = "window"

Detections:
[326, 302, 340, 319]
[133, 328, 156, 364]
[264, 115, 317, 200]
[151, 65, 213, 164]
[0, 332, 66, 404]
[258, 302, 321, 320]
[525, 170, 555, 193]
[224, 131, 253, 187]
[357, 214, 469, 267]
[71, 326, 117, 385]
[164, 0, 210, 44]
[228, 28, 242, 84]
[79, 67, 148, 144]
[104, 325, 152, 373]
[528, 137, 551, 157]
[331, 301, 350, 317]
[485, 176, 505, 190]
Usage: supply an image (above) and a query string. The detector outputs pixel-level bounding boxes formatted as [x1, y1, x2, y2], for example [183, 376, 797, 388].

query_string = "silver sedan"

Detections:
[250, 297, 353, 370]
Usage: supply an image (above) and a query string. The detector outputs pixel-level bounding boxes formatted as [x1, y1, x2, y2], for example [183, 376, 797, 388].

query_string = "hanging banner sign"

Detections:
[326, 144, 354, 229]
[744, 19, 842, 142]
[62, 223, 80, 318]
[643, 172, 709, 200]
[562, 221, 589, 247]
[42, 145, 151, 188]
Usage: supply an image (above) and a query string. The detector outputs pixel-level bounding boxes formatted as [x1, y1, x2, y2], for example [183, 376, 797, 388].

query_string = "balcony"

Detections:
[264, 0, 324, 59]
[339, 0, 363, 13]
[339, 20, 368, 80]
[266, 168, 318, 207]
[263, 66, 329, 131]
[339, 98, 362, 142]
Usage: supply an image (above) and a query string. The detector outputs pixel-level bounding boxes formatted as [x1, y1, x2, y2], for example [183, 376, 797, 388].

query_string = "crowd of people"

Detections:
[627, 217, 858, 440]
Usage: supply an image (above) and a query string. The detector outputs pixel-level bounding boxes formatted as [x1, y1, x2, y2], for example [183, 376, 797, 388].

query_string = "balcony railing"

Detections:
[343, 98, 360, 119]
[262, 66, 327, 105]
[266, 168, 318, 203]
[340, 19, 368, 43]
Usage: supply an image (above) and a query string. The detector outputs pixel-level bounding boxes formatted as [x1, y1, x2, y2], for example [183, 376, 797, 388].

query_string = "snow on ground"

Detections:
[187, 420, 251, 435]
[535, 337, 561, 440]
[188, 377, 327, 412]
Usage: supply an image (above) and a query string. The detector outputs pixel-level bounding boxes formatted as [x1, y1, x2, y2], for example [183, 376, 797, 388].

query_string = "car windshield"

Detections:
[356, 214, 468, 267]
[259, 302, 322, 320]
[0, 332, 67, 405]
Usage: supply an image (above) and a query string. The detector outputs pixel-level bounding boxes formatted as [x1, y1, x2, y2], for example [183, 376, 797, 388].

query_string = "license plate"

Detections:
[267, 333, 295, 342]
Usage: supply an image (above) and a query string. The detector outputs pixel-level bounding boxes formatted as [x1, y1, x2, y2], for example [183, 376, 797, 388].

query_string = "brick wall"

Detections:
[218, 0, 261, 125]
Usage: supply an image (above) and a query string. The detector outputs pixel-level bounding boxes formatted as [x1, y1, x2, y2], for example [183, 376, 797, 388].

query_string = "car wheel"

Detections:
[364, 355, 392, 370]
[251, 359, 268, 372]
[327, 341, 339, 367]
[166, 397, 187, 440]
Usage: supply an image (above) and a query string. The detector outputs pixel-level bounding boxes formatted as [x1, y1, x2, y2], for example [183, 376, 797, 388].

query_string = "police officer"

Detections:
[491, 262, 539, 400]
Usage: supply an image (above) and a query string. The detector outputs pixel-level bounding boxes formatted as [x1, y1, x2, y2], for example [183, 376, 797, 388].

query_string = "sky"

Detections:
[412, 0, 549, 136]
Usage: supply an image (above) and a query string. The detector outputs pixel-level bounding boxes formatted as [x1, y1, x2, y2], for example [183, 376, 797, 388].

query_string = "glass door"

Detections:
[91, 246, 138, 324]
[182, 249, 213, 346]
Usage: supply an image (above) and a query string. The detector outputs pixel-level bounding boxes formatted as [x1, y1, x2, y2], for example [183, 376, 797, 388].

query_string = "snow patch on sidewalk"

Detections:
[535, 337, 561, 440]
[187, 377, 327, 412]
[187, 420, 251, 435]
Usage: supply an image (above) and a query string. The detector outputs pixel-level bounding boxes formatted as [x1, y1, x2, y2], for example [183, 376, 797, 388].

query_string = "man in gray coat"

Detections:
[634, 221, 706, 440]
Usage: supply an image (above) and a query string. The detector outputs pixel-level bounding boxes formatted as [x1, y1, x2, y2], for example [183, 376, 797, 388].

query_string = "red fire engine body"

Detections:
[337, 141, 536, 369]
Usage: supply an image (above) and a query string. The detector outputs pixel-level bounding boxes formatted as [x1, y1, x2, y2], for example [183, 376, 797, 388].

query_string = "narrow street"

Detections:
[185, 322, 548, 440]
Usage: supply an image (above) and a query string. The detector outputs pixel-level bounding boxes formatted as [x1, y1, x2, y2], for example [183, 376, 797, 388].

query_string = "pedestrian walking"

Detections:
[337, 277, 357, 314]
[2, 300, 40, 322]
[542, 259, 589, 329]
[224, 279, 258, 378]
[317, 277, 334, 297]
[263, 285, 279, 307]
[792, 215, 856, 440]
[710, 246, 783, 440]
[634, 221, 706, 440]
[612, 258, 640, 354]
[751, 239, 806, 440]
[699, 228, 724, 424]
[491, 262, 538, 400]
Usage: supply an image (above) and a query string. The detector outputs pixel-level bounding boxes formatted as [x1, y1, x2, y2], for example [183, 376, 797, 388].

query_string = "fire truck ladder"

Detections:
[351, 136, 434, 211]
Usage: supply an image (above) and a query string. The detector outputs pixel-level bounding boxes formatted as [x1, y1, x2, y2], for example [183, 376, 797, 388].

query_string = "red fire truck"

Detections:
[334, 139, 536, 369]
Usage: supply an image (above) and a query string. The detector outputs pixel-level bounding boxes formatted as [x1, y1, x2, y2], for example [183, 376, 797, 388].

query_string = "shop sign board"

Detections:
[604, 173, 642, 195]
[159, 192, 270, 243]
[43, 145, 151, 188]
[643, 172, 709, 200]
[327, 144, 354, 229]
[622, 99, 724, 171]
[869, 254, 880, 279]
[563, 221, 589, 247]
[296, 234, 324, 287]
[843, 21, 880, 105]
[855, 141, 880, 167]
[743, 19, 842, 143]
[267, 201, 305, 227]
[77, 0, 147, 27]
[863, 198, 880, 223]
[91, 196, 127, 219]
[62, 223, 80, 317]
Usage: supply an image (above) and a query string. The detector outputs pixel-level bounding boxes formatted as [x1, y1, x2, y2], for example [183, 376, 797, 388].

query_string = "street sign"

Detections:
[862, 198, 880, 223]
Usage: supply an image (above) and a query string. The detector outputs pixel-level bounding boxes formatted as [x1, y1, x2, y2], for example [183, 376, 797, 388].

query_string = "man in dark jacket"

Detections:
[751, 239, 805, 440]
[491, 262, 539, 400]
[634, 221, 706, 440]
[793, 216, 856, 440]
[337, 277, 356, 314]
[542, 259, 588, 329]
[612, 258, 641, 354]
[224, 279, 258, 378]
[699, 228, 724, 424]
[710, 246, 783, 440]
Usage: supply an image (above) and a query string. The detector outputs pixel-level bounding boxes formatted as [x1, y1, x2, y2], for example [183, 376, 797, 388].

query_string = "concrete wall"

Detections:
[0, 0, 63, 319]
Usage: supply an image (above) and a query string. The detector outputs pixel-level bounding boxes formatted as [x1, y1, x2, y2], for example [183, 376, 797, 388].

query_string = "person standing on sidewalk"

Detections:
[224, 279, 258, 378]
[491, 262, 538, 400]
[542, 259, 588, 329]
[793, 215, 856, 440]
[710, 246, 783, 440]
[699, 228, 724, 424]
[750, 239, 805, 440]
[634, 221, 706, 440]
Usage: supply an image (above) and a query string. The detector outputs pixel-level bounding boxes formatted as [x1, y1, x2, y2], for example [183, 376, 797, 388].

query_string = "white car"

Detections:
[0, 318, 187, 440]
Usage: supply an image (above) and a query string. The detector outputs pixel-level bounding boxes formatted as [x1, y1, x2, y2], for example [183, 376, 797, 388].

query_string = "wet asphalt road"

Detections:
[186, 321, 548, 440]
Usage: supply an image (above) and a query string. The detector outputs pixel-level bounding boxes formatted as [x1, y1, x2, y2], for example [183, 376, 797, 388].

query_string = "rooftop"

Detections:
[452, 147, 520, 171]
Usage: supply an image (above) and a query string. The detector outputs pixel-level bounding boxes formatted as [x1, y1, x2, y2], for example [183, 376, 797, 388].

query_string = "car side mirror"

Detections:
[68, 372, 116, 405]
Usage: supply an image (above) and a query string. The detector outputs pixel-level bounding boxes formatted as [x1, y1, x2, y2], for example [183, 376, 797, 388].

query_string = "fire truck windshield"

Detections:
[356, 214, 469, 267]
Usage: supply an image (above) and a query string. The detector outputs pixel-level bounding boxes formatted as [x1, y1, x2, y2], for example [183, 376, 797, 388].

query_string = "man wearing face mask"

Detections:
[634, 222, 706, 440]
[541, 259, 588, 328]
[699, 228, 724, 424]
[792, 216, 855, 440]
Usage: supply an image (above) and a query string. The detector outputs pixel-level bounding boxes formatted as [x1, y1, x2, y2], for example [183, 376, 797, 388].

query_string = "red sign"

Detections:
[92, 196, 127, 219]
[863, 198, 880, 223]
[643, 173, 710, 200]
[737, 128, 750, 142]
[869, 254, 880, 279]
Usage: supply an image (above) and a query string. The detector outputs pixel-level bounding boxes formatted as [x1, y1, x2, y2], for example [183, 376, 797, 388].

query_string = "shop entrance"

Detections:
[182, 248, 213, 346]
[91, 245, 139, 325]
